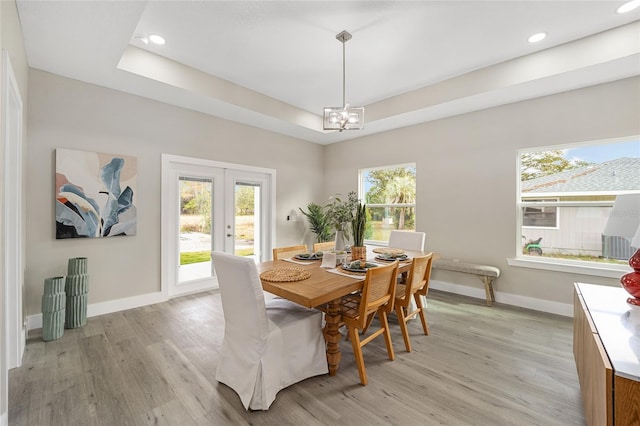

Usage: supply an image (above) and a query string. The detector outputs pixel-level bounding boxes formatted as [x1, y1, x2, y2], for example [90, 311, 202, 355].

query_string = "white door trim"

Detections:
[161, 154, 275, 297]
[3, 50, 25, 371]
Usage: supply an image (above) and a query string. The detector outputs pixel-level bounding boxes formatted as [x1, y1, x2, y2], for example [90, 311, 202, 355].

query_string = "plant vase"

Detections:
[334, 230, 346, 252]
[351, 246, 367, 261]
[350, 202, 367, 262]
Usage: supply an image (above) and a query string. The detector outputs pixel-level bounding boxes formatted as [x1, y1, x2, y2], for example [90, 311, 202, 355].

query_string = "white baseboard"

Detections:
[27, 291, 168, 331]
[171, 283, 218, 298]
[430, 279, 573, 317]
[1, 411, 7, 426]
[26, 280, 573, 331]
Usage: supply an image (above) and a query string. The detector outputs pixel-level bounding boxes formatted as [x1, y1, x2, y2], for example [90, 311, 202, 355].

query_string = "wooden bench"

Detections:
[432, 259, 500, 306]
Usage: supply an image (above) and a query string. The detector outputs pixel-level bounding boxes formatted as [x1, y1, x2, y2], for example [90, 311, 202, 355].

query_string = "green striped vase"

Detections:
[42, 276, 65, 341]
[67, 257, 88, 275]
[65, 274, 88, 328]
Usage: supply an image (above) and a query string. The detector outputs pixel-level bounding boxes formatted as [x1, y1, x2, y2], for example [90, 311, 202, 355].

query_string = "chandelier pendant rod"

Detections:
[342, 38, 346, 108]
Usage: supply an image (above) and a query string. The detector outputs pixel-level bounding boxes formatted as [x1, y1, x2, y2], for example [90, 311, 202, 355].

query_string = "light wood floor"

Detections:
[9, 290, 585, 425]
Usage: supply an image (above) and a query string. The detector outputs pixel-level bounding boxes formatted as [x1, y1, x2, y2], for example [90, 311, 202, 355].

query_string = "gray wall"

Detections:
[324, 76, 640, 306]
[18, 37, 640, 322]
[23, 73, 640, 319]
[25, 70, 324, 317]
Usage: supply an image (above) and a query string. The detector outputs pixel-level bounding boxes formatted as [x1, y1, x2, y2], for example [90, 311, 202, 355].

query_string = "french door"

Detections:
[162, 155, 275, 297]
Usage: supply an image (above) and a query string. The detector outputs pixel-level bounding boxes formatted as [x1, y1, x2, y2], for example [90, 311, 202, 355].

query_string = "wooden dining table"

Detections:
[257, 248, 425, 376]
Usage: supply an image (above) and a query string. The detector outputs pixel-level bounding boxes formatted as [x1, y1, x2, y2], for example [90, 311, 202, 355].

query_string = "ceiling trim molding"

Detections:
[115, 21, 640, 145]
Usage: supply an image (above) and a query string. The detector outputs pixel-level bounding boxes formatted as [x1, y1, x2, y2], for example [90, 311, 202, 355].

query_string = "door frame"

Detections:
[161, 154, 276, 297]
[3, 50, 25, 374]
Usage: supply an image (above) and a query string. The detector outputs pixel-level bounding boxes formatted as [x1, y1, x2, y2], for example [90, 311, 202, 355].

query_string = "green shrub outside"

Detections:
[180, 249, 254, 265]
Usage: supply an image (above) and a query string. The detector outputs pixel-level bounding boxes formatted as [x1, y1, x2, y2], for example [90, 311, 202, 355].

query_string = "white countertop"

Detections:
[577, 282, 640, 381]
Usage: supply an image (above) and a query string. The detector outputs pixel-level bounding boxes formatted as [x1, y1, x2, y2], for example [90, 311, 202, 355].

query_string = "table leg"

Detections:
[324, 298, 342, 376]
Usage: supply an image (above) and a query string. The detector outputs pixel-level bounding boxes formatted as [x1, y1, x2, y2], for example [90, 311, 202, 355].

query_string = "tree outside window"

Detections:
[360, 164, 416, 242]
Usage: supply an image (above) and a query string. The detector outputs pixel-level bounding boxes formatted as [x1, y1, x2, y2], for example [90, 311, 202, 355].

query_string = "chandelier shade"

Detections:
[323, 105, 364, 131]
[323, 30, 364, 131]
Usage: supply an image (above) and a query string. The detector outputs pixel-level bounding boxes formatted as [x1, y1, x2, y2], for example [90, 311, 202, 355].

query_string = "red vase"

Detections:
[621, 248, 640, 306]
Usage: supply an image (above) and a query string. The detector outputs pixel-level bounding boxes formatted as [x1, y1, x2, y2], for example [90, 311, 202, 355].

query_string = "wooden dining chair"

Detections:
[272, 244, 308, 260]
[340, 261, 399, 386]
[388, 230, 426, 284]
[394, 253, 434, 352]
[312, 241, 335, 252]
[387, 230, 427, 316]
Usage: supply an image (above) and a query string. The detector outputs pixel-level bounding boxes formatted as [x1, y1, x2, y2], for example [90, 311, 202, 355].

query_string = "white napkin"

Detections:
[320, 252, 336, 268]
[282, 257, 314, 265]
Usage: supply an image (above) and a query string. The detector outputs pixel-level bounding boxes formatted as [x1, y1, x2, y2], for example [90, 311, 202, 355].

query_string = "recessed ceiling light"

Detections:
[528, 32, 547, 43]
[148, 34, 166, 45]
[617, 0, 640, 14]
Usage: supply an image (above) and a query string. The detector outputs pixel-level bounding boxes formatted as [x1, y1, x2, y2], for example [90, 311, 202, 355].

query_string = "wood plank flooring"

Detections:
[9, 290, 585, 425]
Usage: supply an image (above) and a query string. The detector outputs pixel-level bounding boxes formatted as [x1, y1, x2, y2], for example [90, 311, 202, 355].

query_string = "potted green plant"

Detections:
[325, 191, 359, 251]
[351, 202, 367, 262]
[299, 202, 332, 243]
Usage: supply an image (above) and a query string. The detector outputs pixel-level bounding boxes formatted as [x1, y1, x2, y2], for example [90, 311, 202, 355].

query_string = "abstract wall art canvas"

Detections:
[55, 148, 137, 239]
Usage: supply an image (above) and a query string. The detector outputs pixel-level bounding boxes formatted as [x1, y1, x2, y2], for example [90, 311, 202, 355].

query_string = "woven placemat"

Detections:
[260, 268, 311, 282]
[373, 247, 406, 256]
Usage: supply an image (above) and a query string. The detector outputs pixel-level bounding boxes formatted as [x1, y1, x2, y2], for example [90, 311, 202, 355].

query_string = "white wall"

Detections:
[325, 76, 640, 308]
[25, 70, 324, 318]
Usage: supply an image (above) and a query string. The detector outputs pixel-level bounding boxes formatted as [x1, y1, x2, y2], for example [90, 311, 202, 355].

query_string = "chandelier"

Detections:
[323, 30, 364, 131]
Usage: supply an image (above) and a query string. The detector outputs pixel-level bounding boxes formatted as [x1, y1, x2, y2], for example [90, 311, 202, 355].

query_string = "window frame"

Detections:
[512, 136, 639, 276]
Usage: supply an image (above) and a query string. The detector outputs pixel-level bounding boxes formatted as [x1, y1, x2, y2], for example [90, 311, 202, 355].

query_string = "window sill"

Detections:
[507, 257, 631, 279]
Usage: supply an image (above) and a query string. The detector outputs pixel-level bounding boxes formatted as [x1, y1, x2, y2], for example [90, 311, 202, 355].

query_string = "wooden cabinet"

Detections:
[573, 289, 613, 425]
[573, 283, 640, 426]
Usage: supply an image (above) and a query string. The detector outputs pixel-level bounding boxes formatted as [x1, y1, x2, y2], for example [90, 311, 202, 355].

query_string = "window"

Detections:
[359, 164, 416, 243]
[523, 199, 558, 228]
[517, 137, 640, 268]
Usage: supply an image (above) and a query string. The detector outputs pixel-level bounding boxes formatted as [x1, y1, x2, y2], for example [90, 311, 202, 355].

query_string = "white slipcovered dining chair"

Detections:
[212, 251, 328, 410]
[388, 230, 426, 252]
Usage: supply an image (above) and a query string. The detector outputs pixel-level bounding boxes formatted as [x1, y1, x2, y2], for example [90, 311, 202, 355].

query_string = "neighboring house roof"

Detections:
[521, 157, 640, 196]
